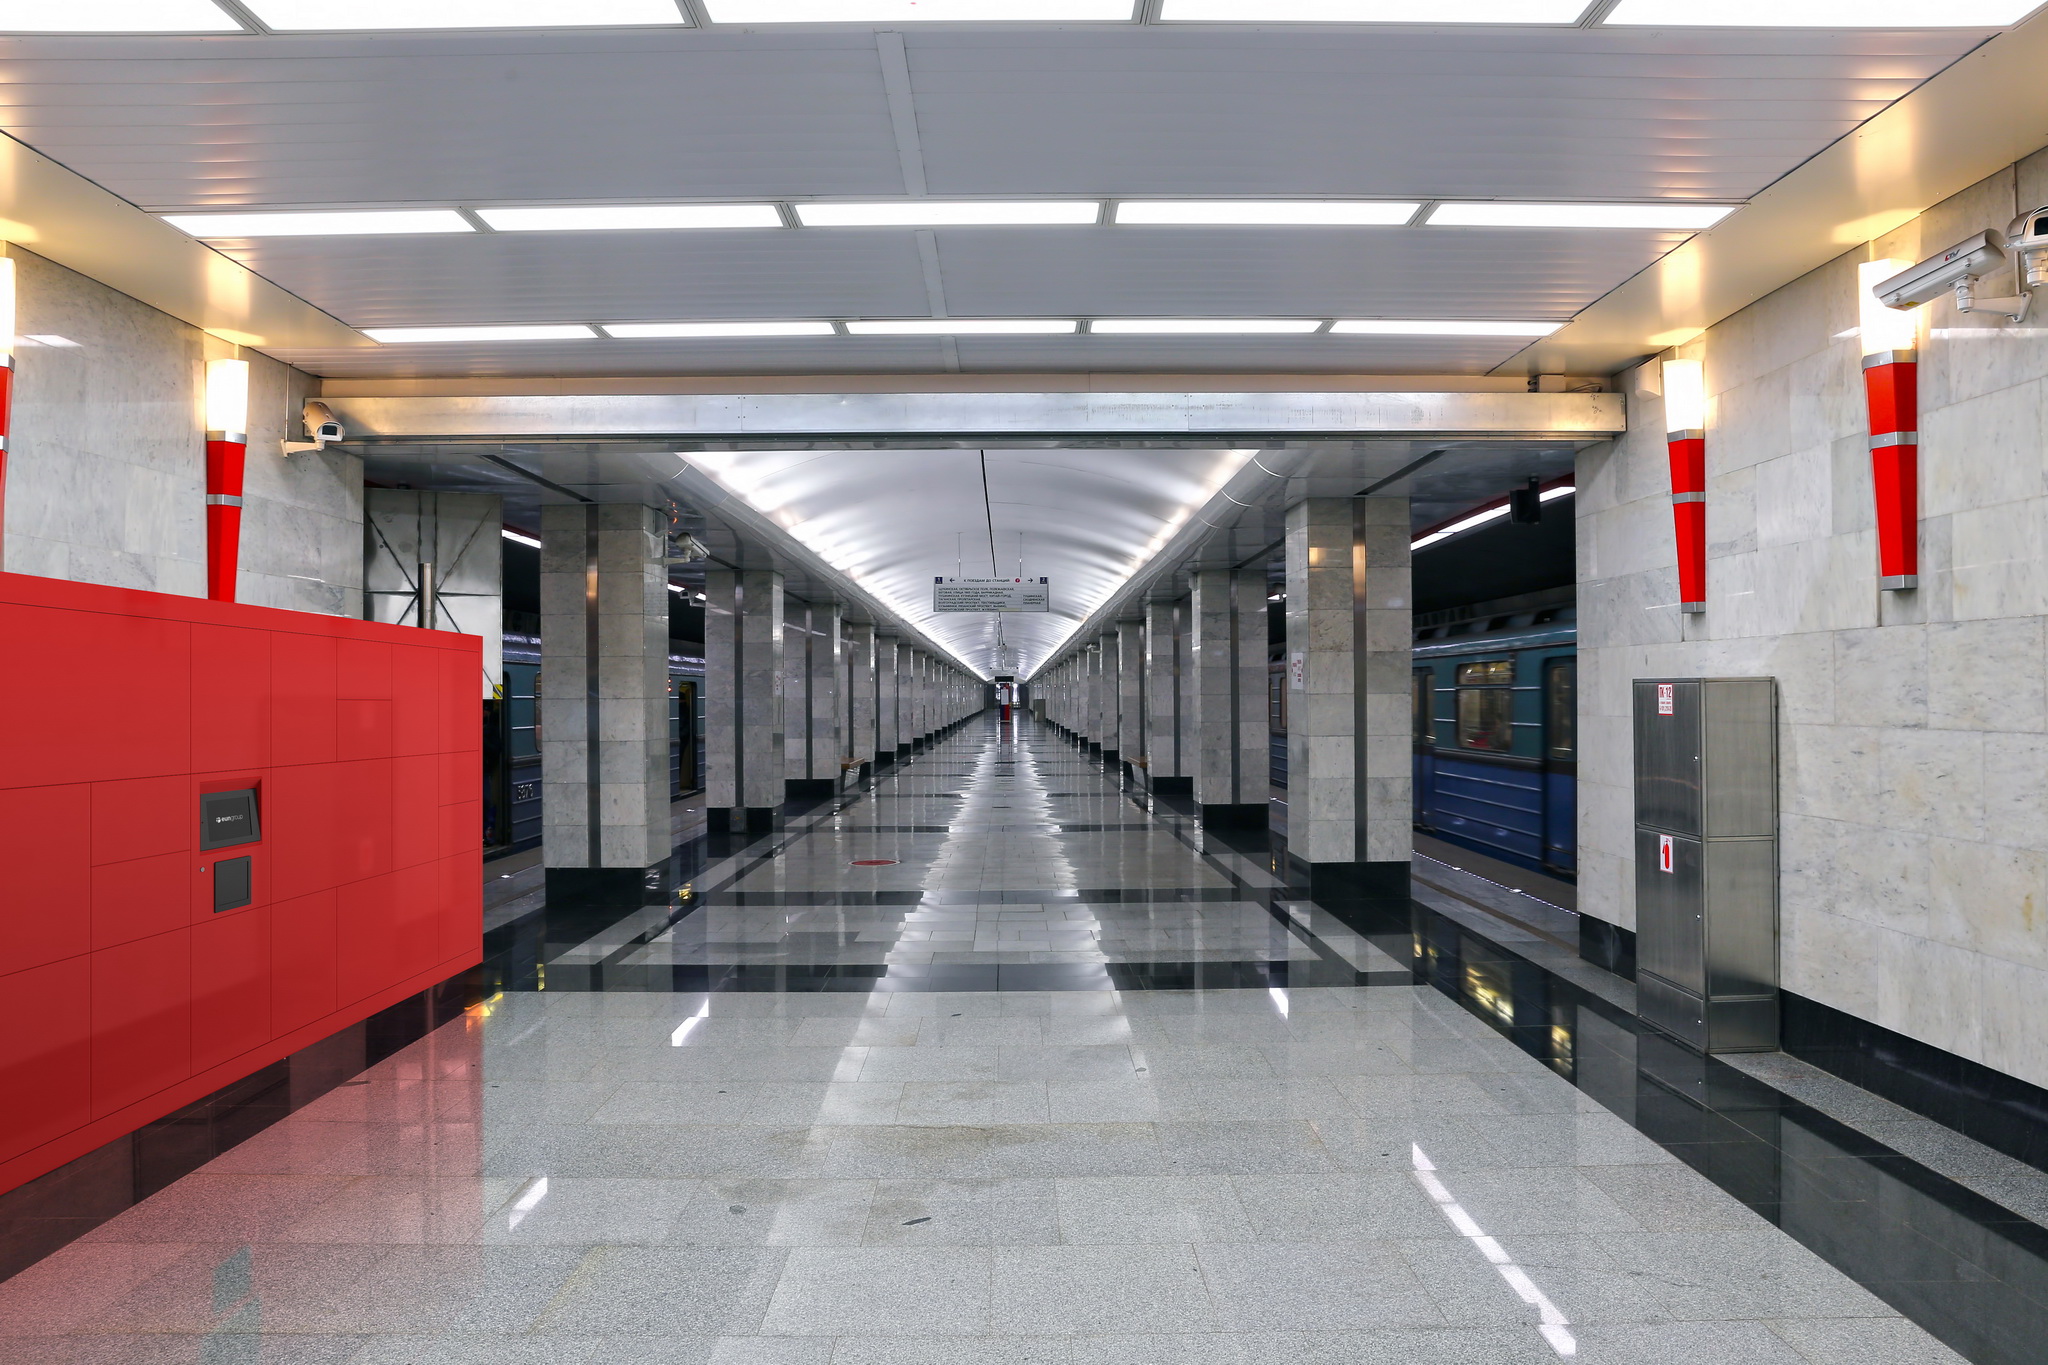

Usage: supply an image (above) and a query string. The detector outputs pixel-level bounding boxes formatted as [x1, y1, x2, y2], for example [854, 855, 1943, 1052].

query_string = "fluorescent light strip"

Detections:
[1114, 200, 1418, 226]
[1091, 319, 1322, 334]
[1332, 319, 1562, 336]
[367, 325, 597, 343]
[479, 204, 782, 231]
[1412, 485, 1573, 550]
[243, 0, 688, 30]
[707, 0, 1133, 19]
[164, 210, 475, 238]
[1161, 0, 1588, 19]
[1604, 0, 2035, 24]
[796, 201, 1100, 227]
[1428, 202, 1735, 230]
[603, 321, 837, 338]
[1, 0, 241, 30]
[845, 320, 1077, 335]
[502, 528, 543, 549]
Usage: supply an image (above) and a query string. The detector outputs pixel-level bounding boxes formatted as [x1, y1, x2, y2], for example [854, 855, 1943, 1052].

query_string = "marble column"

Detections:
[784, 600, 844, 797]
[1116, 620, 1145, 774]
[1096, 632, 1122, 762]
[902, 647, 925, 750]
[1283, 496, 1411, 902]
[1189, 569, 1271, 827]
[705, 566, 785, 834]
[848, 621, 876, 776]
[876, 634, 901, 764]
[1143, 600, 1189, 793]
[539, 503, 670, 902]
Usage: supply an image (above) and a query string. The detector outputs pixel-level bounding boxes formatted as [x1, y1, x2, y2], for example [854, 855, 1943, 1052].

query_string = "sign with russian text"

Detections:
[933, 577, 1050, 612]
[1656, 683, 1674, 716]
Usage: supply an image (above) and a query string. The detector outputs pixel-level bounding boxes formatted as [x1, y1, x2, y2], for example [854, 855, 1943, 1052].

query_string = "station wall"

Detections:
[0, 244, 364, 616]
[0, 570, 483, 1197]
[1577, 146, 2048, 1089]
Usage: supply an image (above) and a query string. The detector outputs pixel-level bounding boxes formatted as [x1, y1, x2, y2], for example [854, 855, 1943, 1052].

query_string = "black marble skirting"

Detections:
[0, 968, 486, 1285]
[783, 778, 836, 798]
[1578, 916, 1638, 981]
[1145, 775, 1194, 795]
[1199, 803, 1269, 829]
[543, 865, 666, 907]
[1784, 991, 2048, 1175]
[707, 807, 777, 835]
[1285, 856, 1410, 905]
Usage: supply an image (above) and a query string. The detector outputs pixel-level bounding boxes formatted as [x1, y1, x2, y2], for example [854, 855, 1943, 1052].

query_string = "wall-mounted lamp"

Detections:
[204, 358, 250, 602]
[0, 257, 14, 558]
[1859, 259, 1920, 592]
[1660, 358, 1707, 614]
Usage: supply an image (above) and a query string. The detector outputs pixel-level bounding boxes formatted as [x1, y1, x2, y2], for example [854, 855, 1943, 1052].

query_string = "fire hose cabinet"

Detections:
[1633, 678, 1779, 1053]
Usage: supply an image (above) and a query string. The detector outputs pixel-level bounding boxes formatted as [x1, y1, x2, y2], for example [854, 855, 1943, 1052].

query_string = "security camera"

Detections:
[282, 400, 346, 455]
[2012, 205, 2048, 292]
[664, 533, 710, 565]
[1875, 229, 2031, 321]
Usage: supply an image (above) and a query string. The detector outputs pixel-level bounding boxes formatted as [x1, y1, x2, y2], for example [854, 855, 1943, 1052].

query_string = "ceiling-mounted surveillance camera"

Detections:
[1875, 229, 2032, 321]
[282, 400, 346, 455]
[665, 533, 710, 564]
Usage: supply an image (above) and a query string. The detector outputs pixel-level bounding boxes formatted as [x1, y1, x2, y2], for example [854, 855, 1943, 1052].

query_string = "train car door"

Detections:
[674, 679, 698, 792]
[1541, 657, 1577, 875]
[1413, 667, 1435, 831]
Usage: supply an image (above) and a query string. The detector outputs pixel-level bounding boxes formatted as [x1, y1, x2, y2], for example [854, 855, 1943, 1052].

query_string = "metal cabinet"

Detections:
[1632, 678, 1779, 1052]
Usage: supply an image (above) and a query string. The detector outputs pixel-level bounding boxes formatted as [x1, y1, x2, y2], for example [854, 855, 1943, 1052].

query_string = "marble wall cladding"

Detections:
[704, 567, 785, 812]
[1189, 570, 1236, 803]
[847, 622, 876, 764]
[876, 636, 900, 752]
[362, 491, 503, 696]
[1234, 569, 1273, 807]
[1144, 600, 1184, 777]
[1578, 146, 2048, 1088]
[2, 245, 359, 615]
[1116, 619, 1146, 758]
[807, 603, 845, 780]
[537, 504, 670, 870]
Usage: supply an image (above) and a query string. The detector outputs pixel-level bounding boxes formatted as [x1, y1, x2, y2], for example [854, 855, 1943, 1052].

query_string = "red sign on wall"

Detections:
[1657, 683, 1675, 716]
[1658, 834, 1675, 873]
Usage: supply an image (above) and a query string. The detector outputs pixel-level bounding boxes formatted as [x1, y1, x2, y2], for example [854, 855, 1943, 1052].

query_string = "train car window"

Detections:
[1545, 659, 1576, 760]
[1455, 659, 1515, 751]
[1413, 670, 1432, 745]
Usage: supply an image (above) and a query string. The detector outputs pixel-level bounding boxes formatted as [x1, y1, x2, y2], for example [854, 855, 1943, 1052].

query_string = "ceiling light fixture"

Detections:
[478, 204, 782, 231]
[602, 321, 837, 338]
[1090, 319, 1322, 334]
[163, 210, 475, 238]
[1604, 0, 2035, 24]
[1160, 0, 1589, 20]
[845, 319, 1078, 335]
[706, 0, 1134, 19]
[366, 325, 599, 343]
[1426, 202, 1736, 230]
[242, 0, 689, 30]
[1331, 319, 1564, 336]
[502, 528, 543, 549]
[795, 201, 1101, 227]
[1113, 200, 1419, 226]
[1, 0, 241, 30]
[1412, 484, 1574, 550]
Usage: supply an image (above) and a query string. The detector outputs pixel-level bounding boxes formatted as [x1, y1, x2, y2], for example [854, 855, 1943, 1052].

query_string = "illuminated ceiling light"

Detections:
[163, 210, 475, 238]
[243, 0, 688, 30]
[1113, 200, 1418, 226]
[845, 319, 1078, 335]
[1411, 484, 1574, 551]
[1330, 319, 1563, 336]
[366, 325, 598, 343]
[1427, 202, 1735, 230]
[0, 0, 242, 31]
[1661, 358, 1706, 431]
[1604, 0, 2035, 23]
[706, 0, 1133, 18]
[502, 528, 543, 549]
[1160, 0, 1588, 19]
[1090, 319, 1321, 334]
[602, 321, 837, 338]
[204, 359, 250, 439]
[795, 201, 1101, 227]
[478, 204, 782, 231]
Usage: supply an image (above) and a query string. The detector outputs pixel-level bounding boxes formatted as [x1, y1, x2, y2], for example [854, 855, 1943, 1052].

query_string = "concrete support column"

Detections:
[1143, 600, 1188, 792]
[705, 566, 785, 834]
[1097, 632, 1121, 761]
[784, 600, 843, 797]
[1190, 569, 1270, 827]
[539, 503, 671, 901]
[1116, 620, 1145, 770]
[847, 621, 876, 775]
[1282, 496, 1411, 902]
[876, 635, 900, 762]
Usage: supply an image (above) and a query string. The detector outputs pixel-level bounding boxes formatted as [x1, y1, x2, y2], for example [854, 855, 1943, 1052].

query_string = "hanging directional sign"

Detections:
[933, 577, 1051, 612]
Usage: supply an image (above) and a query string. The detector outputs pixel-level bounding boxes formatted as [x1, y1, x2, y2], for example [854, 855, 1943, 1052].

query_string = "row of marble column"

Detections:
[1032, 496, 1412, 901]
[534, 504, 981, 900]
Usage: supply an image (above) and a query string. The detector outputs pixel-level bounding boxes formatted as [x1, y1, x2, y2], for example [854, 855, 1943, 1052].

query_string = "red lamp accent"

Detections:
[1661, 358, 1707, 614]
[1863, 350, 1919, 590]
[204, 358, 250, 602]
[0, 257, 15, 562]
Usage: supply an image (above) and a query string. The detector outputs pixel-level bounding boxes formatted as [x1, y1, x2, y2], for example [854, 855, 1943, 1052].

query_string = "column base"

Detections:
[1146, 775, 1193, 795]
[544, 864, 667, 908]
[785, 778, 836, 799]
[1199, 803, 1268, 829]
[874, 751, 898, 769]
[1578, 917, 1638, 981]
[1284, 856, 1410, 906]
[707, 807, 777, 835]
[1100, 747, 1119, 764]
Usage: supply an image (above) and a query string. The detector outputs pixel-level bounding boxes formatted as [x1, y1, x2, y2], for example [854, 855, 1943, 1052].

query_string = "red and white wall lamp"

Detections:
[0, 257, 14, 556]
[1858, 260, 1922, 592]
[204, 357, 250, 602]
[1660, 357, 1707, 615]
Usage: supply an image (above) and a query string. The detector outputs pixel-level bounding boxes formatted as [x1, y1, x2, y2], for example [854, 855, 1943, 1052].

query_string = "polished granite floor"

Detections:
[3, 716, 2042, 1364]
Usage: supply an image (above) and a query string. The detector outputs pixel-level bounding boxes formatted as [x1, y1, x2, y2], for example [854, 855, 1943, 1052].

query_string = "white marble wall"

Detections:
[1116, 620, 1146, 759]
[877, 635, 901, 754]
[1144, 601, 1184, 778]
[848, 622, 876, 767]
[1578, 147, 2048, 1088]
[705, 568, 785, 814]
[1, 245, 360, 615]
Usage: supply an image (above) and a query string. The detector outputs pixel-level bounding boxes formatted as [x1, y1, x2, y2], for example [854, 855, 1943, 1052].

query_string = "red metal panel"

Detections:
[0, 957, 91, 1165]
[392, 861, 440, 980]
[191, 624, 272, 772]
[190, 908, 271, 1072]
[1864, 356, 1920, 587]
[267, 761, 338, 902]
[391, 754, 441, 871]
[89, 775, 189, 866]
[337, 638, 392, 700]
[269, 890, 337, 1036]
[0, 784, 91, 972]
[438, 855, 482, 964]
[333, 758, 395, 883]
[90, 852, 191, 951]
[271, 632, 337, 767]
[334, 873, 397, 1007]
[90, 930, 192, 1118]
[0, 606, 189, 786]
[391, 645, 441, 756]
[337, 698, 393, 762]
